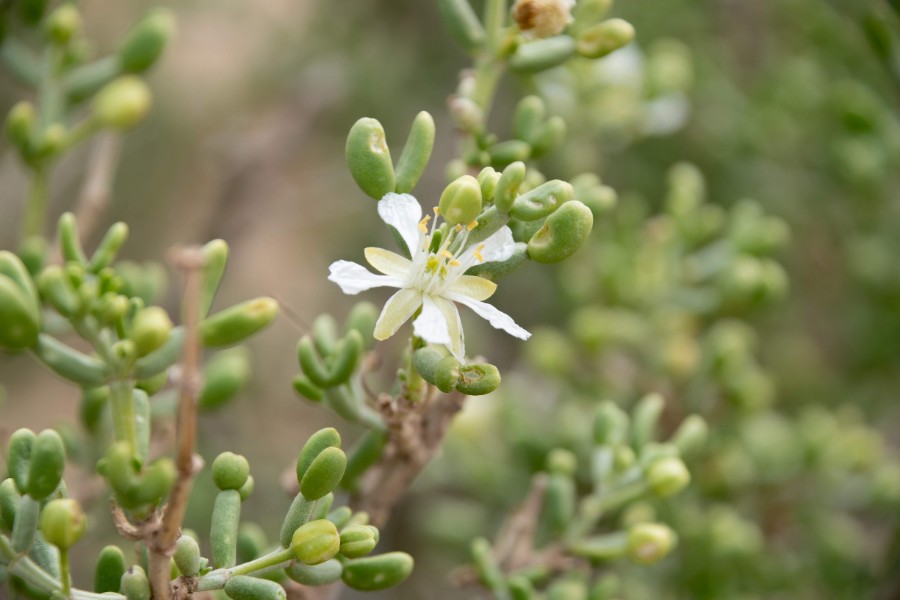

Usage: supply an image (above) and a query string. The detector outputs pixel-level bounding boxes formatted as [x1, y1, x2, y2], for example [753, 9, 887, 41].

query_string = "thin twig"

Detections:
[73, 133, 121, 244]
[147, 246, 206, 600]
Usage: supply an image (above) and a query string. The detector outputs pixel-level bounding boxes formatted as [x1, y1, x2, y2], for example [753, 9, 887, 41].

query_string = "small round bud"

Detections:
[646, 457, 690, 497]
[120, 566, 150, 600]
[45, 5, 82, 45]
[40, 498, 85, 550]
[93, 77, 151, 130]
[291, 519, 341, 565]
[546, 448, 577, 476]
[5, 102, 36, 150]
[627, 523, 677, 565]
[211, 452, 250, 491]
[513, 0, 575, 38]
[339, 524, 379, 558]
[129, 306, 173, 357]
[439, 175, 483, 225]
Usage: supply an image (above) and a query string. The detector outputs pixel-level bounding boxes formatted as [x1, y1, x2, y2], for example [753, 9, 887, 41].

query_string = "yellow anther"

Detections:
[433, 206, 441, 215]
[417, 215, 431, 233]
[467, 220, 479, 231]
[440, 250, 455, 260]
[474, 243, 485, 262]
[454, 224, 463, 233]
[449, 259, 461, 267]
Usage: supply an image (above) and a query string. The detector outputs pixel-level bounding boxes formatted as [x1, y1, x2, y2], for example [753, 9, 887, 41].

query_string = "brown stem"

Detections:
[353, 389, 466, 527]
[74, 133, 121, 243]
[147, 247, 205, 600]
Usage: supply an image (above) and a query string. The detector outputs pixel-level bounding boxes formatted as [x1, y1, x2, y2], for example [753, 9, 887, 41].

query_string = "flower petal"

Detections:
[377, 193, 423, 257]
[364, 247, 412, 279]
[374, 288, 422, 340]
[328, 261, 401, 295]
[413, 295, 451, 346]
[448, 293, 531, 340]
[434, 296, 465, 360]
[461, 226, 516, 265]
[447, 275, 497, 301]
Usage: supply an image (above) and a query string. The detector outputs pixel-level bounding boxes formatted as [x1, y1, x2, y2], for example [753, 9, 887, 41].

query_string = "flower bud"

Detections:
[6, 102, 36, 151]
[513, 0, 575, 38]
[300, 446, 347, 501]
[437, 0, 486, 52]
[211, 452, 250, 491]
[120, 566, 150, 600]
[509, 35, 577, 73]
[626, 523, 677, 565]
[527, 200, 593, 263]
[291, 519, 341, 565]
[342, 552, 414, 591]
[40, 499, 85, 550]
[340, 525, 379, 558]
[129, 307, 173, 357]
[646, 457, 690, 498]
[346, 117, 395, 199]
[174, 535, 201, 577]
[547, 449, 577, 476]
[200, 297, 278, 347]
[439, 175, 483, 225]
[511, 179, 574, 221]
[94, 545, 126, 594]
[395, 111, 435, 193]
[238, 475, 254, 502]
[576, 18, 635, 59]
[118, 9, 176, 73]
[455, 363, 501, 396]
[26, 429, 65, 500]
[44, 5, 82, 45]
[93, 77, 151, 130]
[199, 347, 251, 411]
[224, 575, 286, 600]
[286, 559, 343, 586]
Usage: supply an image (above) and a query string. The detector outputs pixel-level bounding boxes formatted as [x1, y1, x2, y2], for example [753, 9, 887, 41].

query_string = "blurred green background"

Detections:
[3, 0, 900, 598]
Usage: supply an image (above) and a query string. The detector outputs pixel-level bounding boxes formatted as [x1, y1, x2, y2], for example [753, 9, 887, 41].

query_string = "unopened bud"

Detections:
[291, 519, 341, 565]
[45, 5, 82, 45]
[440, 175, 483, 225]
[40, 499, 85, 550]
[93, 77, 151, 130]
[340, 525, 379, 558]
[129, 306, 173, 357]
[211, 452, 250, 491]
[646, 457, 690, 497]
[627, 523, 676, 565]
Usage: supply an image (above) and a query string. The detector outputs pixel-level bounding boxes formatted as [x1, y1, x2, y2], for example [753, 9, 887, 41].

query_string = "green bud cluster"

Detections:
[293, 306, 385, 429]
[2, 5, 174, 176]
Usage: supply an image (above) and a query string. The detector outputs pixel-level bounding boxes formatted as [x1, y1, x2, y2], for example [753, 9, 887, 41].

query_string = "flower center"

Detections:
[407, 208, 483, 296]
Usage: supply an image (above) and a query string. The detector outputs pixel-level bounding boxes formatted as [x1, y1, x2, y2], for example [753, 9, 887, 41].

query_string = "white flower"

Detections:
[328, 193, 531, 360]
